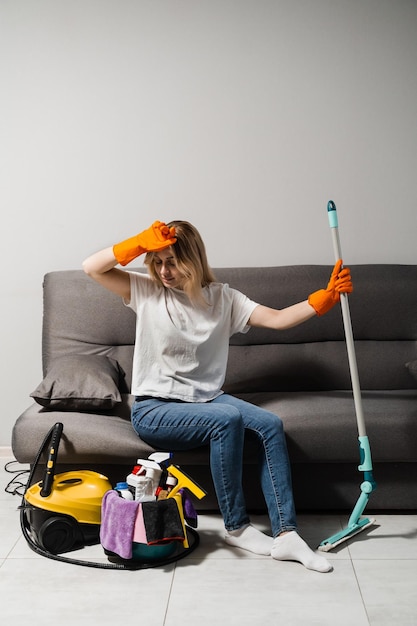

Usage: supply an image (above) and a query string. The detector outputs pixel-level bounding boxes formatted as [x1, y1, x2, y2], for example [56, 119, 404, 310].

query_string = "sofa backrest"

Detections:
[42, 265, 417, 393]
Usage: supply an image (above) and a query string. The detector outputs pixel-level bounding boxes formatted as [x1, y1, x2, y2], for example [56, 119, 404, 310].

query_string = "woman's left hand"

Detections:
[308, 260, 353, 316]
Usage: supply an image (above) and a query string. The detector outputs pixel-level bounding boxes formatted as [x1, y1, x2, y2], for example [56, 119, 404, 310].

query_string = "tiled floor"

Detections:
[1, 454, 417, 626]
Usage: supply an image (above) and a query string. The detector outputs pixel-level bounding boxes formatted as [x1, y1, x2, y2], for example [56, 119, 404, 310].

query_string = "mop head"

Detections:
[318, 517, 376, 552]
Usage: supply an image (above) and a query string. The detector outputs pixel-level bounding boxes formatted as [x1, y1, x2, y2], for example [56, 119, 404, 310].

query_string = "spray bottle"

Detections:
[126, 452, 173, 501]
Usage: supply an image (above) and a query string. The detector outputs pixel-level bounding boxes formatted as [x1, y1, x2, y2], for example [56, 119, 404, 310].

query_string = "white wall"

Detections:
[1, 0, 416, 446]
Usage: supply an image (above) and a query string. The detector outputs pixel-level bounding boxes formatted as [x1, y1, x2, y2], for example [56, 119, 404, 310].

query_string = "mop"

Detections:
[318, 200, 377, 552]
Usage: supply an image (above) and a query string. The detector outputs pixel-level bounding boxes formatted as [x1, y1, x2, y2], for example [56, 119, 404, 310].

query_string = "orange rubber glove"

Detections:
[113, 221, 177, 266]
[308, 259, 353, 316]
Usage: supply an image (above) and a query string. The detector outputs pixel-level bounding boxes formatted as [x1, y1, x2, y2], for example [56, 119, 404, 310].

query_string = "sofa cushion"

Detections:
[406, 360, 417, 383]
[235, 389, 417, 463]
[30, 355, 125, 411]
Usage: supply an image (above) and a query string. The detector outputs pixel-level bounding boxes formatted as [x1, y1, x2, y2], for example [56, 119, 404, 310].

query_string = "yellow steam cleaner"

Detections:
[21, 422, 112, 556]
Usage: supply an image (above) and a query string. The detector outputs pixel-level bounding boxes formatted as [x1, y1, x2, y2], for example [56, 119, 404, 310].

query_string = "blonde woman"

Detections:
[83, 220, 352, 572]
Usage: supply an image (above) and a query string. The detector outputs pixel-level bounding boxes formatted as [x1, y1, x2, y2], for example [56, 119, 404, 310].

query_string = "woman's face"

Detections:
[153, 248, 185, 290]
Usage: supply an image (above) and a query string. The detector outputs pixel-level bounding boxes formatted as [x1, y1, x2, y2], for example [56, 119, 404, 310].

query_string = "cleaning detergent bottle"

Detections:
[114, 481, 134, 500]
[127, 453, 173, 501]
[126, 465, 155, 502]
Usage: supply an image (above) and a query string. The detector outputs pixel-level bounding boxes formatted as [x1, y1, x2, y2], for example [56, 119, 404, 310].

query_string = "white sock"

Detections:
[271, 531, 332, 573]
[225, 524, 273, 555]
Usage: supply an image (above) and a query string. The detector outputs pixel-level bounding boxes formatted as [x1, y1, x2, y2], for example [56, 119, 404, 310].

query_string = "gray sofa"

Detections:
[12, 265, 417, 511]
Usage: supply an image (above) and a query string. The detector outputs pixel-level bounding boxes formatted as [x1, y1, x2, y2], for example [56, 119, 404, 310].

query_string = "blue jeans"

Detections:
[131, 393, 297, 537]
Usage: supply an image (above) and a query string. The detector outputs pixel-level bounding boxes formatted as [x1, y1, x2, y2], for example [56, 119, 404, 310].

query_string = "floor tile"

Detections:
[0, 506, 22, 559]
[347, 514, 417, 559]
[354, 559, 417, 625]
[0, 556, 175, 626]
[166, 558, 369, 626]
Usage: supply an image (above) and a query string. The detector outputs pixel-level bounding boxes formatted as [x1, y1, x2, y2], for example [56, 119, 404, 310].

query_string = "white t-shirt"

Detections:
[126, 271, 259, 402]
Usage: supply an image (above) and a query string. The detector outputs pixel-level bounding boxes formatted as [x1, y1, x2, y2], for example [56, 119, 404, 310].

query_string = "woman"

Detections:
[83, 220, 352, 573]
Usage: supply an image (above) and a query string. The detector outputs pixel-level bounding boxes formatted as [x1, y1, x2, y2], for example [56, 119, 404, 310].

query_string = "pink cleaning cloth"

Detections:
[132, 504, 148, 544]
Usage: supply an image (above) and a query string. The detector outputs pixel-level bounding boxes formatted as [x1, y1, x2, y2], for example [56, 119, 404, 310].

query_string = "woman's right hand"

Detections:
[113, 221, 177, 266]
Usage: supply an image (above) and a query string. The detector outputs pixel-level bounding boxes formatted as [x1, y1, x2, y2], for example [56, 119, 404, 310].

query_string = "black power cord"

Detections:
[4, 460, 30, 496]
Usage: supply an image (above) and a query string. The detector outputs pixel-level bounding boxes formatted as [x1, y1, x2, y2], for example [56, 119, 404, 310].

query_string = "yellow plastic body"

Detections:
[25, 470, 112, 525]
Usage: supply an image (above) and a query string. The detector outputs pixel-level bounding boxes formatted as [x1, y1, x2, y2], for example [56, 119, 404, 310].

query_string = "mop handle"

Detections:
[327, 201, 367, 438]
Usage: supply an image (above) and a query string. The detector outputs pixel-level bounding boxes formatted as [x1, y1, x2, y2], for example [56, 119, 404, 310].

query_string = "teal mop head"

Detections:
[318, 449, 377, 552]
[318, 515, 376, 552]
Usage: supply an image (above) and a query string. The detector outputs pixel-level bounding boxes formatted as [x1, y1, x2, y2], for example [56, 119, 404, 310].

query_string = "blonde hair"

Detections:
[144, 220, 216, 305]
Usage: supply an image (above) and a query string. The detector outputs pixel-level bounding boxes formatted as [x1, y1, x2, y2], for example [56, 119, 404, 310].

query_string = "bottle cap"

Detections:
[115, 481, 129, 490]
